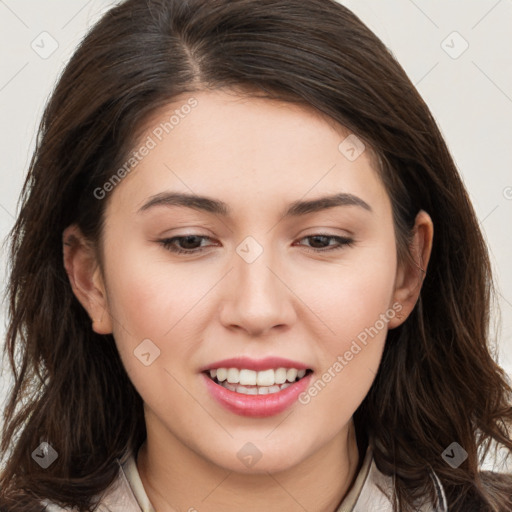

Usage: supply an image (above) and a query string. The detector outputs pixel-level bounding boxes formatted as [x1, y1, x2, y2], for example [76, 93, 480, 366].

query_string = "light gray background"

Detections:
[1, 0, 511, 469]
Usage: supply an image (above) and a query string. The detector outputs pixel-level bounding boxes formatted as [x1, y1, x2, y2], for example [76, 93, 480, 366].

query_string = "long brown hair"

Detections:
[1, 0, 511, 510]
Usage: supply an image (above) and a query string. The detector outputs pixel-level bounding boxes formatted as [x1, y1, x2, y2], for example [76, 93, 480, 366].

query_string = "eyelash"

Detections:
[158, 234, 355, 255]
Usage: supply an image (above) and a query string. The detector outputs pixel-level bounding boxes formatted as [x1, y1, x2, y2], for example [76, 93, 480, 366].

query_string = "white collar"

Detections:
[347, 450, 448, 512]
[40, 445, 448, 511]
[118, 444, 448, 512]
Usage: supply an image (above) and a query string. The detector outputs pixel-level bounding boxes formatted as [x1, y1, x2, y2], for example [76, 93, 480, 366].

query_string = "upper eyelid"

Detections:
[160, 233, 354, 251]
[161, 233, 351, 242]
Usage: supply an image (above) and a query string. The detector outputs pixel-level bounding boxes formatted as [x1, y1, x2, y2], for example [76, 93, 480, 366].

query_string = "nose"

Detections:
[218, 243, 297, 337]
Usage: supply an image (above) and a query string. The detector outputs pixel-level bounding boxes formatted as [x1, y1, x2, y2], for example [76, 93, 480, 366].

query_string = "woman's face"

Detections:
[73, 88, 418, 473]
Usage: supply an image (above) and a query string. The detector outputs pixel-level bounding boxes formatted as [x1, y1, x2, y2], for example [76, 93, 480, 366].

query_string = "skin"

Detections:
[63, 88, 433, 512]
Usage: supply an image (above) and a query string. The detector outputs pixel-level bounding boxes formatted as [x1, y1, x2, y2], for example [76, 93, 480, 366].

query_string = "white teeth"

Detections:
[256, 369, 275, 387]
[219, 381, 292, 395]
[274, 367, 287, 384]
[236, 385, 258, 395]
[208, 366, 309, 391]
[286, 368, 298, 382]
[239, 369, 257, 385]
[226, 368, 239, 383]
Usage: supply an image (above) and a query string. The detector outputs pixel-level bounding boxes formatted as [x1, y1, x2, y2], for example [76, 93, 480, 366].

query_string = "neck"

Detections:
[137, 416, 362, 512]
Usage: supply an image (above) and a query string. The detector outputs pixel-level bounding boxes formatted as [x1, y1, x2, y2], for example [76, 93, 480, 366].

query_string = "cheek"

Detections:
[297, 230, 397, 406]
[103, 236, 207, 337]
[303, 231, 398, 350]
[101, 239, 210, 381]
[298, 264, 395, 432]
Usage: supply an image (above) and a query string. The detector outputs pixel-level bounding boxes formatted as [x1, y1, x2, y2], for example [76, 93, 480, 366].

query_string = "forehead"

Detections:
[106, 89, 389, 219]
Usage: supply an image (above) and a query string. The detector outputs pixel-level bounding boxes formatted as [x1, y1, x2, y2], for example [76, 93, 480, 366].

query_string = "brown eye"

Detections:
[297, 234, 354, 252]
[160, 235, 214, 254]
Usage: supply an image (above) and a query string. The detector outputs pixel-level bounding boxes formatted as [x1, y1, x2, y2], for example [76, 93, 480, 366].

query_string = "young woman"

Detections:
[1, 0, 511, 511]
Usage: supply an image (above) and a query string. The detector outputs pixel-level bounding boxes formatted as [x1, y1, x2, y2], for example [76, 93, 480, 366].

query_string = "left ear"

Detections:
[388, 210, 433, 329]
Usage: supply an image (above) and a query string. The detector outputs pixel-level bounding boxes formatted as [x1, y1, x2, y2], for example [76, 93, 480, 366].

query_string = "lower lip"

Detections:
[202, 372, 313, 418]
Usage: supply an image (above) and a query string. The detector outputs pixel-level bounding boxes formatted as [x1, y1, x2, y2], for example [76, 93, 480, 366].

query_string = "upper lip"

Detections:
[200, 356, 311, 372]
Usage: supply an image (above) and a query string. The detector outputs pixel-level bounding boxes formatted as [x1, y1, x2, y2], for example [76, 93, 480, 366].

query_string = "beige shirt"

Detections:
[42, 445, 447, 511]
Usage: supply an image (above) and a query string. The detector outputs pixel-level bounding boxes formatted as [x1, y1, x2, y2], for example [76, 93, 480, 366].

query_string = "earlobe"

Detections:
[62, 225, 113, 335]
[388, 210, 433, 329]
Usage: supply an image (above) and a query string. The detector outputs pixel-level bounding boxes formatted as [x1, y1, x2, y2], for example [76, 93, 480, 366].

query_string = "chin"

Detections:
[203, 439, 312, 475]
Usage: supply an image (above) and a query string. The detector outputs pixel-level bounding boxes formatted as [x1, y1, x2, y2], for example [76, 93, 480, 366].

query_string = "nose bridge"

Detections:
[235, 234, 283, 304]
[220, 234, 295, 334]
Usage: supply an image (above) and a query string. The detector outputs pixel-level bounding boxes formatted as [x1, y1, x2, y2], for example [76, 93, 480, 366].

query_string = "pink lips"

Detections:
[201, 356, 313, 417]
[200, 356, 310, 372]
[203, 373, 312, 417]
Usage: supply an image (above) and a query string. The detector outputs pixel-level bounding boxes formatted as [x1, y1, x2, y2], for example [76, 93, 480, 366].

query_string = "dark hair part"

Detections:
[1, 0, 511, 510]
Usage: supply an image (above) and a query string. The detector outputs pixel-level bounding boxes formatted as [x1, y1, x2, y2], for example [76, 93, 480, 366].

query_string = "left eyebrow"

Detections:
[137, 191, 372, 217]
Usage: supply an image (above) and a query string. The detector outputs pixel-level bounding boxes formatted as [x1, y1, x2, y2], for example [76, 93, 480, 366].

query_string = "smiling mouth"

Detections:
[204, 367, 313, 395]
